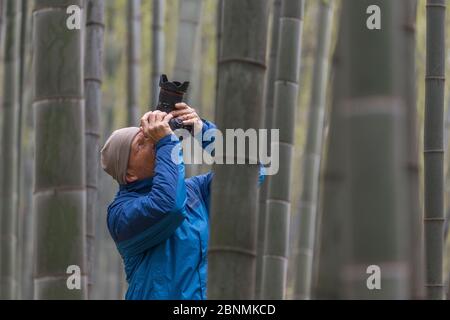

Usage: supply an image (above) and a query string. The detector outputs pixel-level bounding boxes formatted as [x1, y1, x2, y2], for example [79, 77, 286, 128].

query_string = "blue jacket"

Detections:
[107, 120, 264, 299]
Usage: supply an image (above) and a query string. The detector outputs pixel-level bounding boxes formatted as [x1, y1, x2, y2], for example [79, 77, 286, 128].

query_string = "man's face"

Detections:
[126, 130, 156, 183]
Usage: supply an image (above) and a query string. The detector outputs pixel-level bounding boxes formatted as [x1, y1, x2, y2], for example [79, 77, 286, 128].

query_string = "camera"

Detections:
[156, 74, 192, 133]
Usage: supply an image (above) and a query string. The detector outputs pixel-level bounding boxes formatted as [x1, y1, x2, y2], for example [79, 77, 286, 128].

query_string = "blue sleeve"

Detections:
[188, 119, 216, 210]
[187, 172, 214, 212]
[258, 165, 266, 186]
[111, 134, 187, 258]
[196, 119, 216, 154]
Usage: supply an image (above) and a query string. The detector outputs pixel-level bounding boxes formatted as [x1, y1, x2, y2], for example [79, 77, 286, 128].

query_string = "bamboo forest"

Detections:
[1, 0, 450, 301]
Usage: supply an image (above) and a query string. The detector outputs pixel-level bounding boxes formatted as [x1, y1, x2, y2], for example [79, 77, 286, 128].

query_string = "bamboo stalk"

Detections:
[151, 0, 165, 107]
[173, 0, 203, 178]
[126, 0, 141, 126]
[315, 0, 416, 299]
[33, 0, 87, 299]
[401, 0, 424, 299]
[208, 0, 269, 299]
[261, 0, 304, 300]
[84, 0, 105, 299]
[0, 0, 21, 300]
[292, 0, 333, 300]
[255, 0, 281, 300]
[424, 0, 446, 300]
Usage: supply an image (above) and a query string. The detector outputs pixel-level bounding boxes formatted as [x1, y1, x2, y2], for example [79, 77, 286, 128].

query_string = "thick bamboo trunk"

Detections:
[255, 0, 281, 300]
[0, 0, 21, 300]
[424, 0, 446, 300]
[33, 0, 87, 299]
[261, 0, 304, 300]
[315, 0, 416, 299]
[84, 0, 105, 299]
[341, 0, 412, 299]
[127, 0, 141, 126]
[208, 0, 269, 299]
[292, 0, 333, 300]
[151, 0, 164, 107]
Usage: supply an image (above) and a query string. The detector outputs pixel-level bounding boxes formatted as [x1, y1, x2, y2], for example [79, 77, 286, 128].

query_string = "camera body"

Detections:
[156, 74, 192, 133]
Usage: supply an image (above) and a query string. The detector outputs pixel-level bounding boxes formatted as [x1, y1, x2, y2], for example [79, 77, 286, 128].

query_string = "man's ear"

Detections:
[125, 171, 138, 184]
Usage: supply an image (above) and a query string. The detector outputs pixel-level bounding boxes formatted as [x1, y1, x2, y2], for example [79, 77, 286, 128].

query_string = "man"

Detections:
[101, 103, 264, 300]
[101, 103, 215, 299]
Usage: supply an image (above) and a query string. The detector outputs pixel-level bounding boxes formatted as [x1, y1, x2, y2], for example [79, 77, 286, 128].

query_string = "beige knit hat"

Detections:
[100, 127, 140, 185]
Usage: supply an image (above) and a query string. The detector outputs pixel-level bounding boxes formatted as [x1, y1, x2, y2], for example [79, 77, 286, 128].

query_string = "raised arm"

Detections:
[108, 112, 187, 258]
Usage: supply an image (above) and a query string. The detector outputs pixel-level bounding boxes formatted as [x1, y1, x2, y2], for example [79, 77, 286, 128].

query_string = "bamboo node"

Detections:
[425, 284, 445, 287]
[208, 246, 256, 257]
[86, 21, 105, 29]
[423, 149, 444, 153]
[424, 217, 445, 221]
[425, 75, 445, 80]
[218, 57, 267, 70]
[426, 3, 447, 9]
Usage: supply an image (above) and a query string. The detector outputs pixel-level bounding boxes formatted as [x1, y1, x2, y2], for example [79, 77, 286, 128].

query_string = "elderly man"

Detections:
[101, 102, 264, 300]
[101, 103, 215, 300]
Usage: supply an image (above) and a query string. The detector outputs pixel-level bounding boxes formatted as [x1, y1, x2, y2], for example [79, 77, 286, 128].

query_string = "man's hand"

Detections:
[140, 110, 174, 143]
[170, 103, 203, 133]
